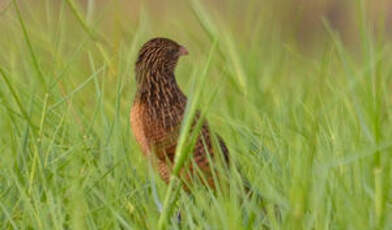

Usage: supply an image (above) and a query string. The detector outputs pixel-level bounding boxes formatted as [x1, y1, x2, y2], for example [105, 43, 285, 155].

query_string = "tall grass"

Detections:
[0, 0, 391, 229]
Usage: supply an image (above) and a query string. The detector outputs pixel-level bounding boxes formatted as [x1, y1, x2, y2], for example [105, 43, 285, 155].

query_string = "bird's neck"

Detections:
[135, 69, 182, 104]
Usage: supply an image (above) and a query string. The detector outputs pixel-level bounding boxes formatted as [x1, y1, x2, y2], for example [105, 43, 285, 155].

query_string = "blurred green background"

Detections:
[0, 0, 391, 229]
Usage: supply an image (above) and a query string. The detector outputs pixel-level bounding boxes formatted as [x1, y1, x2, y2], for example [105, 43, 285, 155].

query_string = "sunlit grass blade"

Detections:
[48, 65, 106, 111]
[0, 67, 36, 134]
[64, 0, 109, 46]
[12, 0, 47, 90]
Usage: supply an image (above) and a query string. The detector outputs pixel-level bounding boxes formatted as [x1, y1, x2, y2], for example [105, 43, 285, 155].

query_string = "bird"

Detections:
[130, 37, 229, 190]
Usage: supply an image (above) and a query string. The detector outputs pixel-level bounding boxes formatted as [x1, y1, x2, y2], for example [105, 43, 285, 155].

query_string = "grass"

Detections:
[0, 0, 391, 229]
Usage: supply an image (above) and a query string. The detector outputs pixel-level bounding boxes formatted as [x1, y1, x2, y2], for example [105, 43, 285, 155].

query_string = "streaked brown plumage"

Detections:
[130, 37, 229, 190]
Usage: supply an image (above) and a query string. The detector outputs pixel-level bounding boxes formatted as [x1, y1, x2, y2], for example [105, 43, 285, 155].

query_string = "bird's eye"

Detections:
[167, 47, 177, 56]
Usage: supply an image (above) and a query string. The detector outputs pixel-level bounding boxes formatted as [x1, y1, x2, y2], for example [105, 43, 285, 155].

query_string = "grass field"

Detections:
[0, 0, 391, 229]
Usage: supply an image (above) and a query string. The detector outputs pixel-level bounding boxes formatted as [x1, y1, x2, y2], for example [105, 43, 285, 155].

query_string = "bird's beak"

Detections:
[178, 46, 189, 56]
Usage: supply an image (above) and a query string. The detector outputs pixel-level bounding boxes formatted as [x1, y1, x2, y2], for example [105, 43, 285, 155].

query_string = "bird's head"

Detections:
[136, 37, 188, 74]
